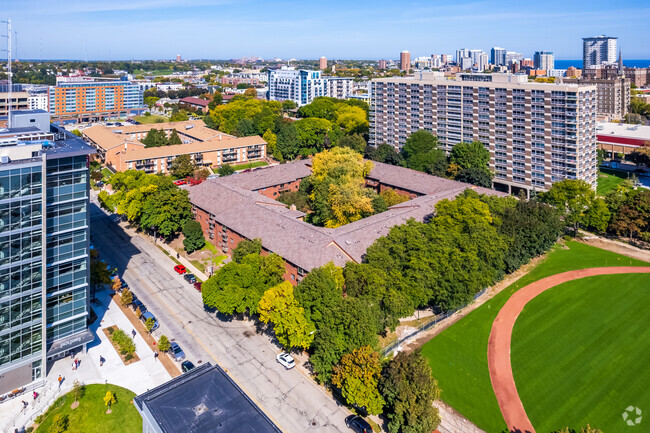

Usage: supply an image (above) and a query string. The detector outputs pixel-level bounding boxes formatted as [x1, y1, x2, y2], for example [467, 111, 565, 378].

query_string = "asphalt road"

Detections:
[89, 193, 351, 432]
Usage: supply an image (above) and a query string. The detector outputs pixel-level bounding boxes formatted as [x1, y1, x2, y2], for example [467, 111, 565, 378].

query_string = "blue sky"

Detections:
[2, 0, 649, 60]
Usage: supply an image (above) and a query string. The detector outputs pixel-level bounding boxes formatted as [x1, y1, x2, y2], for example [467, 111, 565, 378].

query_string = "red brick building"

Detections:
[188, 160, 505, 284]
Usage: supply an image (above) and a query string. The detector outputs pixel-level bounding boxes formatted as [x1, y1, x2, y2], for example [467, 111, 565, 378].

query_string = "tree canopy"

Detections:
[332, 346, 385, 415]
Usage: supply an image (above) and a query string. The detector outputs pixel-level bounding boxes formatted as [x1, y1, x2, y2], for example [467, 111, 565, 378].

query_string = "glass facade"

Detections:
[0, 163, 44, 369]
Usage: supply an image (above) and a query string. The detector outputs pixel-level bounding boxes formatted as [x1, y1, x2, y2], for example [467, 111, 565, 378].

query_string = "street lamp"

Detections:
[199, 250, 214, 277]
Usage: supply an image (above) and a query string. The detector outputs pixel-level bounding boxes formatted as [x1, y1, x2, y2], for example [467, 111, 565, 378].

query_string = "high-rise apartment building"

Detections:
[0, 84, 29, 117]
[326, 77, 355, 99]
[505, 52, 524, 66]
[563, 77, 629, 120]
[369, 72, 598, 194]
[491, 47, 506, 66]
[378, 60, 387, 70]
[534, 51, 555, 72]
[456, 49, 470, 64]
[48, 81, 145, 124]
[400, 51, 411, 72]
[267, 67, 325, 106]
[319, 56, 327, 70]
[583, 36, 617, 69]
[0, 110, 95, 394]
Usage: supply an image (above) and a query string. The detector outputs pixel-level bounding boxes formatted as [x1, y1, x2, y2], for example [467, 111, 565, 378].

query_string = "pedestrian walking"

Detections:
[154, 351, 158, 362]
[132, 329, 136, 339]
[99, 355, 105, 367]
[74, 358, 79, 369]
[21, 400, 27, 411]
[72, 360, 76, 371]
[57, 375, 63, 389]
[32, 391, 38, 400]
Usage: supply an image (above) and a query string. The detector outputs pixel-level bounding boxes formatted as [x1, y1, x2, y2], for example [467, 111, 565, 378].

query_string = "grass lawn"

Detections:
[35, 384, 141, 433]
[420, 241, 649, 433]
[234, 161, 269, 169]
[133, 69, 174, 76]
[134, 115, 168, 124]
[596, 171, 628, 196]
[512, 273, 650, 433]
[101, 167, 114, 180]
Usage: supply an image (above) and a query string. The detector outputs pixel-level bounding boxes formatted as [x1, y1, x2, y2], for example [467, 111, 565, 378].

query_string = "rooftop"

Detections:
[123, 135, 266, 162]
[134, 363, 281, 433]
[179, 97, 210, 107]
[597, 121, 650, 140]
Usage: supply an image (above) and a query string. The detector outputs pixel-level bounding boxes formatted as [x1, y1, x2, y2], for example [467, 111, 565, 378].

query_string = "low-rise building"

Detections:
[178, 96, 210, 113]
[82, 120, 266, 173]
[134, 363, 282, 433]
[596, 122, 650, 158]
[625, 68, 648, 88]
[188, 160, 503, 283]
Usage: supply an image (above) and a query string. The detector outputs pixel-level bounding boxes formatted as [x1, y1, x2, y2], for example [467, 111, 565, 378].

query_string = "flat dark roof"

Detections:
[134, 363, 282, 433]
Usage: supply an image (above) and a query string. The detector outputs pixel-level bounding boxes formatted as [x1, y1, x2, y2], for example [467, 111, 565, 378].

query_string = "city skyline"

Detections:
[2, 0, 650, 60]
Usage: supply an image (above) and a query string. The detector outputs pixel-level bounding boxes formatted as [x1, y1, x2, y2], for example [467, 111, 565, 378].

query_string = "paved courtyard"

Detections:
[0, 287, 171, 432]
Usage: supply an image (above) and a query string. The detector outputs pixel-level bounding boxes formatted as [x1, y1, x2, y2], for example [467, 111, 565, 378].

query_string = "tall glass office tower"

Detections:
[0, 110, 94, 394]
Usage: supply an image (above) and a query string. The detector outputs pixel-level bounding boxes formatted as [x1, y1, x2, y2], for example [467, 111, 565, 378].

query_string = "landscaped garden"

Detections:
[34, 384, 141, 433]
[134, 114, 168, 124]
[421, 240, 649, 433]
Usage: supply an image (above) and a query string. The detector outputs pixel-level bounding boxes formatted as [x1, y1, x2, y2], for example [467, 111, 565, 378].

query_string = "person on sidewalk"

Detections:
[154, 351, 159, 362]
[132, 329, 136, 339]
[99, 355, 105, 367]
[57, 375, 63, 388]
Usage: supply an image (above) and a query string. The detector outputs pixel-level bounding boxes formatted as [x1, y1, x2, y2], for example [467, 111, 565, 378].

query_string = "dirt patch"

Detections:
[102, 326, 140, 365]
[110, 293, 181, 377]
[578, 233, 650, 263]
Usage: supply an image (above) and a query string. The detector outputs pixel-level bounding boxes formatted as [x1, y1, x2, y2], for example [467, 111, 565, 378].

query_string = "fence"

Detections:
[381, 287, 488, 357]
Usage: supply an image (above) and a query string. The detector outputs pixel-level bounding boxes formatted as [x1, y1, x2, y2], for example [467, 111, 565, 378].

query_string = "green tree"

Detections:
[294, 117, 336, 154]
[72, 379, 85, 403]
[217, 164, 235, 176]
[120, 288, 133, 306]
[455, 166, 493, 187]
[232, 238, 262, 263]
[71, 129, 82, 137]
[294, 264, 343, 328]
[90, 260, 111, 299]
[334, 104, 368, 135]
[243, 87, 257, 98]
[380, 350, 441, 433]
[282, 100, 297, 111]
[234, 118, 258, 137]
[262, 129, 278, 155]
[258, 281, 315, 350]
[51, 413, 69, 432]
[157, 335, 171, 352]
[168, 129, 182, 145]
[208, 91, 223, 109]
[331, 346, 385, 415]
[276, 123, 300, 161]
[541, 179, 598, 235]
[407, 149, 448, 176]
[338, 133, 366, 154]
[142, 128, 168, 148]
[170, 154, 196, 178]
[182, 220, 205, 253]
[450, 141, 490, 172]
[401, 130, 438, 161]
[144, 317, 155, 334]
[140, 187, 193, 238]
[170, 109, 189, 122]
[366, 143, 403, 166]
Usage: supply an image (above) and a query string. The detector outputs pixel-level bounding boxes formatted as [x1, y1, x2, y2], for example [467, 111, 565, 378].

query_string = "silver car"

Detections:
[169, 342, 186, 362]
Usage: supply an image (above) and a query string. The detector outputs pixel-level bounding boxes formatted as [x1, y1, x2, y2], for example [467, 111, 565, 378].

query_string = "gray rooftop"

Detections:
[134, 363, 282, 433]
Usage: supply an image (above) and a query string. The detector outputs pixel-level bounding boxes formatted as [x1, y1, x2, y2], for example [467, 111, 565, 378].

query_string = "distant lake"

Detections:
[555, 59, 650, 69]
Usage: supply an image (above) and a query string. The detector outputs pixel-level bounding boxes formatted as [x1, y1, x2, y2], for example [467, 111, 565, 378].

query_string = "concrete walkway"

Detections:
[154, 238, 210, 281]
[0, 287, 171, 433]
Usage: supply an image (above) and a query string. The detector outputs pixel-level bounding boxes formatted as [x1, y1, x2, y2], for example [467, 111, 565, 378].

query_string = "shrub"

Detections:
[124, 353, 133, 361]
[51, 413, 69, 432]
[111, 329, 136, 355]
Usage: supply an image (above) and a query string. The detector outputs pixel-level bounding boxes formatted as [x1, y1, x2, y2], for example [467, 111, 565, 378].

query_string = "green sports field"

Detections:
[512, 273, 650, 432]
[421, 241, 649, 433]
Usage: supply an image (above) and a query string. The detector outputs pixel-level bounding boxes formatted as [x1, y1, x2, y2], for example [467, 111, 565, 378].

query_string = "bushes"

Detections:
[111, 329, 135, 355]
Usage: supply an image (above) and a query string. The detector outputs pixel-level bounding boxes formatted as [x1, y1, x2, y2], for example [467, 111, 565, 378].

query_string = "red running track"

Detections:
[487, 266, 650, 433]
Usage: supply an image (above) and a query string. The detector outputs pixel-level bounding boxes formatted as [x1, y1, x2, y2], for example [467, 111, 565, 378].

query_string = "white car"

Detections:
[276, 352, 295, 369]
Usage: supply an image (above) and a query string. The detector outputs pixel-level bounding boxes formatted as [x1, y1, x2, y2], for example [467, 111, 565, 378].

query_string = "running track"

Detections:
[487, 266, 650, 433]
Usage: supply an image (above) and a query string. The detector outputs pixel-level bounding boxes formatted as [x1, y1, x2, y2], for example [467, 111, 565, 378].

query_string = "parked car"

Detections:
[181, 360, 195, 373]
[140, 311, 159, 331]
[174, 264, 186, 274]
[132, 299, 147, 314]
[184, 273, 196, 284]
[193, 282, 202, 292]
[276, 352, 295, 369]
[345, 415, 373, 433]
[169, 342, 186, 361]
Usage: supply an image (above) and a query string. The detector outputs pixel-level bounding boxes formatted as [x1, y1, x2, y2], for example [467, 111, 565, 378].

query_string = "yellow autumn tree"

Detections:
[331, 346, 385, 415]
[258, 282, 315, 350]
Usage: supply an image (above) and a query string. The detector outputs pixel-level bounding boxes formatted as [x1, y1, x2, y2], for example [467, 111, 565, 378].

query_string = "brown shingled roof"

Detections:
[189, 162, 508, 271]
[179, 96, 210, 107]
[123, 135, 267, 162]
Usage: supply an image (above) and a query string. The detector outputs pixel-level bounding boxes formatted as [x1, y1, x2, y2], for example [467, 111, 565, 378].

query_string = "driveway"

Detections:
[89, 194, 351, 433]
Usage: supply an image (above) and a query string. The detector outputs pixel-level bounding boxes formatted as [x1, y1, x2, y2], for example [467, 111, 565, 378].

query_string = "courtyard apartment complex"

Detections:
[82, 120, 266, 173]
[0, 110, 94, 394]
[369, 72, 598, 194]
[188, 160, 504, 283]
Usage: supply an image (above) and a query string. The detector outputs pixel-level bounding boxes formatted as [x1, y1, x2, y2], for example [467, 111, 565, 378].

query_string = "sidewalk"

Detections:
[154, 239, 210, 281]
[0, 288, 171, 433]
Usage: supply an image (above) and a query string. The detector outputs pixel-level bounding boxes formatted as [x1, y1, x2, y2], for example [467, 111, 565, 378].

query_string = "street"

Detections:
[89, 193, 351, 433]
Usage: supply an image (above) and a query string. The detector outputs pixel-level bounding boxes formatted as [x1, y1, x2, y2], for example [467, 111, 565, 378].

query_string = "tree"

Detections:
[294, 117, 336, 153]
[608, 190, 650, 242]
[244, 87, 257, 98]
[111, 276, 122, 294]
[140, 187, 193, 238]
[276, 123, 300, 161]
[168, 129, 182, 145]
[232, 238, 262, 263]
[142, 128, 168, 148]
[455, 166, 493, 187]
[120, 288, 133, 306]
[366, 143, 403, 166]
[90, 260, 111, 299]
[282, 100, 297, 111]
[262, 129, 278, 155]
[217, 164, 235, 177]
[450, 141, 490, 172]
[170, 154, 196, 179]
[182, 220, 205, 253]
[407, 149, 448, 176]
[380, 350, 441, 433]
[334, 104, 368, 135]
[258, 281, 315, 350]
[541, 179, 598, 235]
[135, 307, 142, 318]
[145, 317, 156, 334]
[629, 148, 650, 167]
[331, 346, 385, 415]
[554, 426, 602, 433]
[170, 109, 189, 122]
[401, 130, 438, 161]
[295, 264, 343, 328]
[51, 414, 69, 432]
[208, 91, 223, 109]
[339, 133, 366, 154]
[158, 335, 171, 352]
[103, 390, 116, 413]
[72, 379, 85, 403]
[71, 129, 82, 137]
[234, 118, 258, 137]
[379, 189, 410, 207]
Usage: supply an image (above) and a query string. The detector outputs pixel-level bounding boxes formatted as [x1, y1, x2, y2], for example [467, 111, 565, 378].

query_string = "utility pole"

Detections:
[1, 19, 12, 129]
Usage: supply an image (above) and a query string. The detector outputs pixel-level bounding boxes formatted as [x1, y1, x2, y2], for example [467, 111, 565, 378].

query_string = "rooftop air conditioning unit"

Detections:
[185, 125, 194, 130]
[0, 156, 9, 163]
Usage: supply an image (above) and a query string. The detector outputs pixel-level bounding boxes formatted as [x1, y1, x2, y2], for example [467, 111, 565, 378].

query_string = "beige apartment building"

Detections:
[82, 119, 266, 173]
[563, 77, 630, 120]
[370, 72, 598, 195]
[0, 90, 29, 117]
